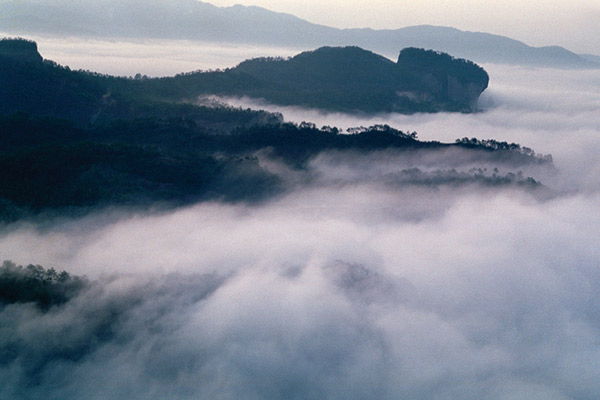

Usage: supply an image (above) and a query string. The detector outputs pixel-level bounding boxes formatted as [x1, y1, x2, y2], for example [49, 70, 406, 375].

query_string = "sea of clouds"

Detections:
[1, 39, 599, 399]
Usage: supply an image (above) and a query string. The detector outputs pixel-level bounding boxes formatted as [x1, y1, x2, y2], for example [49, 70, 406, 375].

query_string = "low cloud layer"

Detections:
[216, 65, 600, 192]
[1, 63, 600, 399]
[2, 188, 599, 399]
[0, 33, 302, 77]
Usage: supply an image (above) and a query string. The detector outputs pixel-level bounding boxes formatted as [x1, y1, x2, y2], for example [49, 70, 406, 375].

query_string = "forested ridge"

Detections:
[0, 38, 548, 221]
[1, 38, 489, 120]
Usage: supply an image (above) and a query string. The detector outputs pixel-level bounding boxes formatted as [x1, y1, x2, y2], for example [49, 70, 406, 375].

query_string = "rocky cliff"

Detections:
[0, 38, 43, 64]
[396, 47, 489, 111]
[214, 46, 490, 113]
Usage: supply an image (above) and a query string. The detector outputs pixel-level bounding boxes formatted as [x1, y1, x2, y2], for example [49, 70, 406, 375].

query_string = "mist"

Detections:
[210, 0, 600, 55]
[212, 64, 600, 192]
[0, 33, 301, 76]
[1, 56, 600, 398]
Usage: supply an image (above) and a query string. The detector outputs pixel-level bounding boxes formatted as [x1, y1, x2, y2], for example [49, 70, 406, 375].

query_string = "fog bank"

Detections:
[1, 56, 600, 399]
[214, 65, 600, 193]
[1, 184, 599, 399]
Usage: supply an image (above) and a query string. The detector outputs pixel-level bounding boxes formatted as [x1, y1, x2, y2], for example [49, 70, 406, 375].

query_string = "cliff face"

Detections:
[227, 46, 489, 113]
[411, 73, 487, 110]
[448, 77, 488, 109]
[0, 38, 43, 64]
[396, 47, 489, 111]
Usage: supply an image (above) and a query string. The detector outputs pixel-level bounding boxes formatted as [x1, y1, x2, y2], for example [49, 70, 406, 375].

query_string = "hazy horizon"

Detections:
[1, 0, 598, 61]
[210, 0, 600, 55]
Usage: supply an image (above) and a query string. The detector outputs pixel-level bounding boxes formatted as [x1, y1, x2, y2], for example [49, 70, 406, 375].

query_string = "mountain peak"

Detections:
[0, 38, 43, 64]
[233, 46, 489, 113]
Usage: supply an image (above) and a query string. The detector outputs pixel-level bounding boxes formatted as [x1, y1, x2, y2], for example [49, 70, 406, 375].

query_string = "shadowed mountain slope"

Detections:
[0, 38, 281, 127]
[0, 39, 489, 116]
[146, 46, 490, 113]
[0, 38, 550, 221]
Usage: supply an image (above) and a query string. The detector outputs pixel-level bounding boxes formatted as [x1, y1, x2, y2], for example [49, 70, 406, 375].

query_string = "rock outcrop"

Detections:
[396, 47, 489, 111]
[0, 38, 43, 64]
[0, 38, 490, 116]
[219, 46, 489, 113]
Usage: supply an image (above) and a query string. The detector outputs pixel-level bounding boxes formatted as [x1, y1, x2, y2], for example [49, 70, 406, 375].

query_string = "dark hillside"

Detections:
[152, 46, 489, 113]
[0, 39, 488, 117]
[0, 38, 281, 127]
[0, 112, 550, 222]
[235, 46, 398, 87]
[0, 39, 547, 222]
[0, 37, 43, 63]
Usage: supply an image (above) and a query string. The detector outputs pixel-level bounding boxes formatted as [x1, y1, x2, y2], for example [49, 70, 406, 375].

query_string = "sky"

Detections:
[210, 0, 600, 54]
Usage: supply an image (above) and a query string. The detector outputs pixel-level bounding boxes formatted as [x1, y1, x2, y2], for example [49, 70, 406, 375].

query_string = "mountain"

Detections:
[0, 113, 549, 222]
[0, 38, 489, 116]
[0, 38, 548, 220]
[0, 0, 598, 69]
[0, 38, 281, 127]
[580, 54, 600, 65]
[153, 46, 489, 113]
[0, 37, 42, 63]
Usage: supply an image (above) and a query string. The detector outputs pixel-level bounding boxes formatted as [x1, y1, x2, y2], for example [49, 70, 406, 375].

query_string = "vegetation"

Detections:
[0, 39, 548, 220]
[0, 39, 282, 127]
[0, 111, 551, 221]
[0, 260, 87, 309]
[387, 167, 541, 188]
[0, 40, 489, 123]
[154, 46, 490, 113]
[456, 137, 553, 162]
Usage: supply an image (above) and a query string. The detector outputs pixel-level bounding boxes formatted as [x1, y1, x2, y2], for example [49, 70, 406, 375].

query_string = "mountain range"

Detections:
[0, 37, 549, 220]
[0, 38, 489, 117]
[0, 0, 597, 69]
[152, 46, 490, 114]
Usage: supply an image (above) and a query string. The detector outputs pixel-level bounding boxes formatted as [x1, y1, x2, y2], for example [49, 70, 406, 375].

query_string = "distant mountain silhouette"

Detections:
[580, 54, 600, 65]
[1, 0, 597, 69]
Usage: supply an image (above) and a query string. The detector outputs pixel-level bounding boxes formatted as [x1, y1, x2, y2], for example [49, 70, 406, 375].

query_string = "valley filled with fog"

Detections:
[1, 40, 600, 399]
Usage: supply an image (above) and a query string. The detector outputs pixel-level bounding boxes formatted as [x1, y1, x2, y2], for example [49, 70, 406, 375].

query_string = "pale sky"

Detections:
[209, 0, 600, 54]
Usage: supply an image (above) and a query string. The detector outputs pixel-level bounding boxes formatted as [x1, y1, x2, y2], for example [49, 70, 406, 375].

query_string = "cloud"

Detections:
[2, 188, 600, 399]
[212, 64, 600, 193]
[1, 64, 600, 398]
